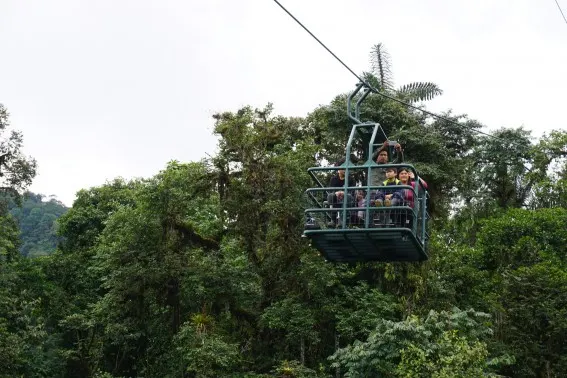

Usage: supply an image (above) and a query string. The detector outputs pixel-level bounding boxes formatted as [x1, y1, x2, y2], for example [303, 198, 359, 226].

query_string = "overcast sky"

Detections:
[1, 0, 566, 206]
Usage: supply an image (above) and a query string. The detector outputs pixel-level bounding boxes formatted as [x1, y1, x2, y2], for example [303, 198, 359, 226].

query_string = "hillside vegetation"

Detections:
[7, 192, 67, 257]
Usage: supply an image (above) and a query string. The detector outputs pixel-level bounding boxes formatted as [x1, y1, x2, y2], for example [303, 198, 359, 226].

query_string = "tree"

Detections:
[175, 316, 241, 378]
[85, 162, 261, 377]
[528, 130, 567, 209]
[44, 179, 140, 377]
[368, 43, 443, 103]
[499, 263, 567, 377]
[0, 104, 37, 200]
[0, 213, 19, 262]
[444, 128, 567, 245]
[0, 105, 60, 376]
[330, 308, 505, 377]
[443, 208, 567, 377]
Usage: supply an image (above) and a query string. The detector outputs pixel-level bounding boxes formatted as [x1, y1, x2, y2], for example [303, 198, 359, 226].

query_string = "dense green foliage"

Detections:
[1, 45, 567, 377]
[6, 192, 68, 257]
[0, 104, 37, 198]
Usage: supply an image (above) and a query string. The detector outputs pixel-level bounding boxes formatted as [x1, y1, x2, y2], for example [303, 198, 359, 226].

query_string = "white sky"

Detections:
[1, 0, 566, 206]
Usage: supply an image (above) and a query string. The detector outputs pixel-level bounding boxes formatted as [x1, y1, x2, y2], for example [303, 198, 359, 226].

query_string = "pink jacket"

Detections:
[404, 178, 428, 207]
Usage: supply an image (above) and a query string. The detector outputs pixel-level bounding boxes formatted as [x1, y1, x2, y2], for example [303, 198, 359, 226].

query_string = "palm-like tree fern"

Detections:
[368, 43, 443, 103]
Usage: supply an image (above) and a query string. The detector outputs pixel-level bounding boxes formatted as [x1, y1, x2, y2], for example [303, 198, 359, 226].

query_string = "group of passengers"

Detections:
[325, 142, 427, 229]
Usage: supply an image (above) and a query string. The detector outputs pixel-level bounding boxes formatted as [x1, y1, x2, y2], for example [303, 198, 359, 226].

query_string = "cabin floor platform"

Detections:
[303, 228, 428, 263]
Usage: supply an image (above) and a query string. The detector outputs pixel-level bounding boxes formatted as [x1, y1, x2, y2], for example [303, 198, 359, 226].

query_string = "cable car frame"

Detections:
[303, 83, 430, 263]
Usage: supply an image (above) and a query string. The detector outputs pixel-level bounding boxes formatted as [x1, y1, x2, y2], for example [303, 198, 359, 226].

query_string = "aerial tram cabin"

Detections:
[303, 83, 430, 263]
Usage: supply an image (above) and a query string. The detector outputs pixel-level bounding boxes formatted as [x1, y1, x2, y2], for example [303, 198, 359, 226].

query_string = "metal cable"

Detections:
[272, 0, 521, 145]
[553, 0, 567, 26]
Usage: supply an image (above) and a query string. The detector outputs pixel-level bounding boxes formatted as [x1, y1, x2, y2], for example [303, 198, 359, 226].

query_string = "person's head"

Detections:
[398, 167, 410, 183]
[335, 158, 345, 178]
[385, 167, 397, 180]
[376, 148, 389, 164]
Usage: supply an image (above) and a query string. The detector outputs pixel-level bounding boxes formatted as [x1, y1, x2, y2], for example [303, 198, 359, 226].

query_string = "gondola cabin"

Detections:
[303, 83, 430, 263]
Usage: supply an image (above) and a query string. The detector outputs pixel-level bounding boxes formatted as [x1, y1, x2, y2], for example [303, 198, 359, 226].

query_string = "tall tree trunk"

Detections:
[546, 360, 551, 378]
[335, 332, 340, 378]
[300, 336, 305, 365]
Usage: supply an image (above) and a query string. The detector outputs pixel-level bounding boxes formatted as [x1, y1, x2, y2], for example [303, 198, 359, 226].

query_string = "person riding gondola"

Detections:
[358, 142, 403, 222]
[398, 167, 428, 229]
[326, 158, 356, 228]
